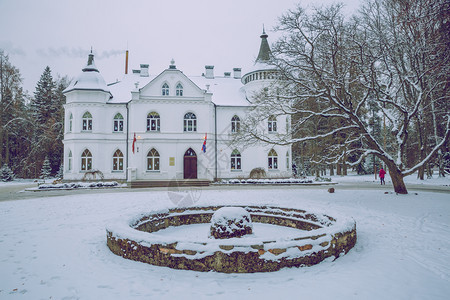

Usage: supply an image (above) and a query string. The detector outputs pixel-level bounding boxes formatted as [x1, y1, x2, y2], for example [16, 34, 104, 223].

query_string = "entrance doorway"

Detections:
[183, 148, 197, 179]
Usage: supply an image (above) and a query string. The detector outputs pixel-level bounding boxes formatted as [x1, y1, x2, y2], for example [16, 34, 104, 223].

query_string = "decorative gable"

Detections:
[139, 68, 205, 100]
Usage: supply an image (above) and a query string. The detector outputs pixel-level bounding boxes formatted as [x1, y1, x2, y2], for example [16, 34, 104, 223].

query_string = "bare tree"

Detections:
[237, 2, 449, 194]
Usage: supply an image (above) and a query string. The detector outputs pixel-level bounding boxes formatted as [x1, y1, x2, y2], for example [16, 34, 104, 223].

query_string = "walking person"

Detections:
[379, 167, 386, 185]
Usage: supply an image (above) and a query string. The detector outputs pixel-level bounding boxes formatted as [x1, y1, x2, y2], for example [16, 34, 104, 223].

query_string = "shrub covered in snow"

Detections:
[219, 178, 313, 185]
[249, 168, 266, 179]
[38, 181, 119, 190]
[209, 207, 253, 239]
[0, 164, 15, 182]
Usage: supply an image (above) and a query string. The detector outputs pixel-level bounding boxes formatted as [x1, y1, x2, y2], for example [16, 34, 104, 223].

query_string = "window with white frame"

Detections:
[268, 149, 278, 170]
[147, 148, 160, 171]
[162, 83, 169, 96]
[176, 83, 183, 96]
[268, 115, 277, 132]
[147, 112, 160, 131]
[81, 149, 92, 171]
[231, 115, 240, 133]
[113, 113, 124, 132]
[68, 151, 72, 172]
[82, 111, 92, 131]
[69, 113, 73, 132]
[184, 112, 197, 132]
[112, 149, 124, 171]
[231, 149, 241, 170]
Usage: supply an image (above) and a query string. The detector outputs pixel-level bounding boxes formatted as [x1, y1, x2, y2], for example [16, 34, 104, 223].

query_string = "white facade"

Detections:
[63, 33, 291, 182]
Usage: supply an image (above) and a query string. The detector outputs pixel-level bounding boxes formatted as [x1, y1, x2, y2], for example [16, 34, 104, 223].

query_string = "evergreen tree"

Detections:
[56, 163, 64, 179]
[40, 156, 51, 180]
[0, 164, 14, 182]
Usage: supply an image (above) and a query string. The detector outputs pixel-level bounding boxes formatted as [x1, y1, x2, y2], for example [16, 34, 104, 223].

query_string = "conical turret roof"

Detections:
[256, 27, 271, 63]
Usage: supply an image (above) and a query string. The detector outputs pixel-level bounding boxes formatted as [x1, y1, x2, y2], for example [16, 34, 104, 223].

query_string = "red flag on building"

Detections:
[132, 133, 137, 154]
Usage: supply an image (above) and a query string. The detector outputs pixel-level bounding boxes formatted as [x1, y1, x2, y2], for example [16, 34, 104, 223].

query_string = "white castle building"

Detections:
[63, 31, 291, 182]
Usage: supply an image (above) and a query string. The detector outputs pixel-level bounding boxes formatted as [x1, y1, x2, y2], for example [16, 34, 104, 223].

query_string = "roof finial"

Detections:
[90, 46, 93, 54]
[262, 24, 266, 35]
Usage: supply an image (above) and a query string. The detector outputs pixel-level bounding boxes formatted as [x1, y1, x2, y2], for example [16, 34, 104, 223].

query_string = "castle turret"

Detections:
[64, 51, 111, 103]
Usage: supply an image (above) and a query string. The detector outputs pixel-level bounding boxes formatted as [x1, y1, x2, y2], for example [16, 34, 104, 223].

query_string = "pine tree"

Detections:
[0, 164, 14, 182]
[40, 156, 52, 180]
[56, 163, 64, 179]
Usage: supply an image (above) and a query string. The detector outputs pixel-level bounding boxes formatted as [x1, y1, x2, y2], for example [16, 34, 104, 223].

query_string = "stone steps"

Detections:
[130, 180, 210, 188]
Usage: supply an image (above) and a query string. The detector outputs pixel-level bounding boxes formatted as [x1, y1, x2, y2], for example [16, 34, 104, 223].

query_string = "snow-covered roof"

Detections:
[64, 53, 110, 94]
[106, 71, 250, 107]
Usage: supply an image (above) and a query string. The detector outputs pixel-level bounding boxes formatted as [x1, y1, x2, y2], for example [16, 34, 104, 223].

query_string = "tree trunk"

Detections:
[337, 163, 342, 175]
[386, 162, 408, 194]
[330, 164, 334, 176]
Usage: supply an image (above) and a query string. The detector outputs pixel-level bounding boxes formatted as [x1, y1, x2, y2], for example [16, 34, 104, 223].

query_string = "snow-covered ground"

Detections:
[1, 177, 449, 299]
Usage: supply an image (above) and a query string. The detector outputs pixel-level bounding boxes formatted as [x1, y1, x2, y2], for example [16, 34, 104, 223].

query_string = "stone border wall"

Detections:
[107, 205, 356, 273]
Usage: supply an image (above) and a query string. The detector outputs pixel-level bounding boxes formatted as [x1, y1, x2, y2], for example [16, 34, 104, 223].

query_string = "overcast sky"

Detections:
[0, 0, 361, 93]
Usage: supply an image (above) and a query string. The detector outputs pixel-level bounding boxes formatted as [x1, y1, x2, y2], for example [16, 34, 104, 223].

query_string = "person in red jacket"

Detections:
[379, 167, 386, 185]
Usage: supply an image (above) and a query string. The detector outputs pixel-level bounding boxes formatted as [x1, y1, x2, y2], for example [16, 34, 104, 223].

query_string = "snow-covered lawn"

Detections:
[1, 183, 449, 299]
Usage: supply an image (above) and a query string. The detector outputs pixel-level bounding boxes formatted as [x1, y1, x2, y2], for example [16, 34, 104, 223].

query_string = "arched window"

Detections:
[268, 149, 278, 170]
[147, 148, 160, 171]
[112, 149, 124, 171]
[81, 149, 92, 171]
[231, 115, 240, 133]
[69, 113, 73, 132]
[113, 113, 124, 132]
[147, 112, 160, 131]
[82, 111, 92, 131]
[231, 149, 241, 170]
[68, 150, 72, 172]
[176, 83, 183, 96]
[268, 115, 277, 132]
[184, 112, 197, 132]
[162, 83, 169, 96]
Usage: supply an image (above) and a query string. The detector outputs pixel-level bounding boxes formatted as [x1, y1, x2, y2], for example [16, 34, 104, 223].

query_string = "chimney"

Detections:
[233, 68, 242, 79]
[205, 65, 214, 79]
[140, 64, 149, 77]
[224, 72, 231, 78]
[125, 50, 129, 74]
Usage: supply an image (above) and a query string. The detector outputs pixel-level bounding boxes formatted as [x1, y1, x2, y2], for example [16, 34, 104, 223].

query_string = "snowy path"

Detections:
[0, 188, 449, 299]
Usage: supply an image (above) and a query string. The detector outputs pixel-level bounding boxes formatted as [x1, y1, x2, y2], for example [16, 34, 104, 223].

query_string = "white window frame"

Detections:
[81, 149, 92, 171]
[113, 113, 124, 132]
[147, 148, 160, 171]
[147, 112, 160, 132]
[112, 149, 124, 172]
[82, 112, 92, 131]
[184, 112, 197, 132]
[231, 115, 240, 133]
[268, 149, 278, 170]
[231, 149, 242, 170]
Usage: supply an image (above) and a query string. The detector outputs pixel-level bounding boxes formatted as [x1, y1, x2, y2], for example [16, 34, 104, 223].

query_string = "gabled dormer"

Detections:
[138, 60, 206, 100]
[64, 51, 111, 104]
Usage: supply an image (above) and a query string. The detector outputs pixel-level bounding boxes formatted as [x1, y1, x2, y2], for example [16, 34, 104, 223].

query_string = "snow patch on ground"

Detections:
[0, 185, 449, 299]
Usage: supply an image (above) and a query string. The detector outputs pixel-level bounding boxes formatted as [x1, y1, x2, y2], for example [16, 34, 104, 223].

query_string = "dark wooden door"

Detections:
[184, 149, 197, 179]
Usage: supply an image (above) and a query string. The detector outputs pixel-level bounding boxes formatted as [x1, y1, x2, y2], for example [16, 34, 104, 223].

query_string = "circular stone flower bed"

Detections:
[106, 205, 356, 273]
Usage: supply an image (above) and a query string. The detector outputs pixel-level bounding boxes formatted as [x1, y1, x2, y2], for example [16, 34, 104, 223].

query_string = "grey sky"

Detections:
[0, 0, 361, 93]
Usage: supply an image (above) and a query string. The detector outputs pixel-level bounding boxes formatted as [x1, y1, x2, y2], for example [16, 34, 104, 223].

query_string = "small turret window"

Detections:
[81, 149, 92, 171]
[69, 113, 73, 132]
[82, 112, 92, 131]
